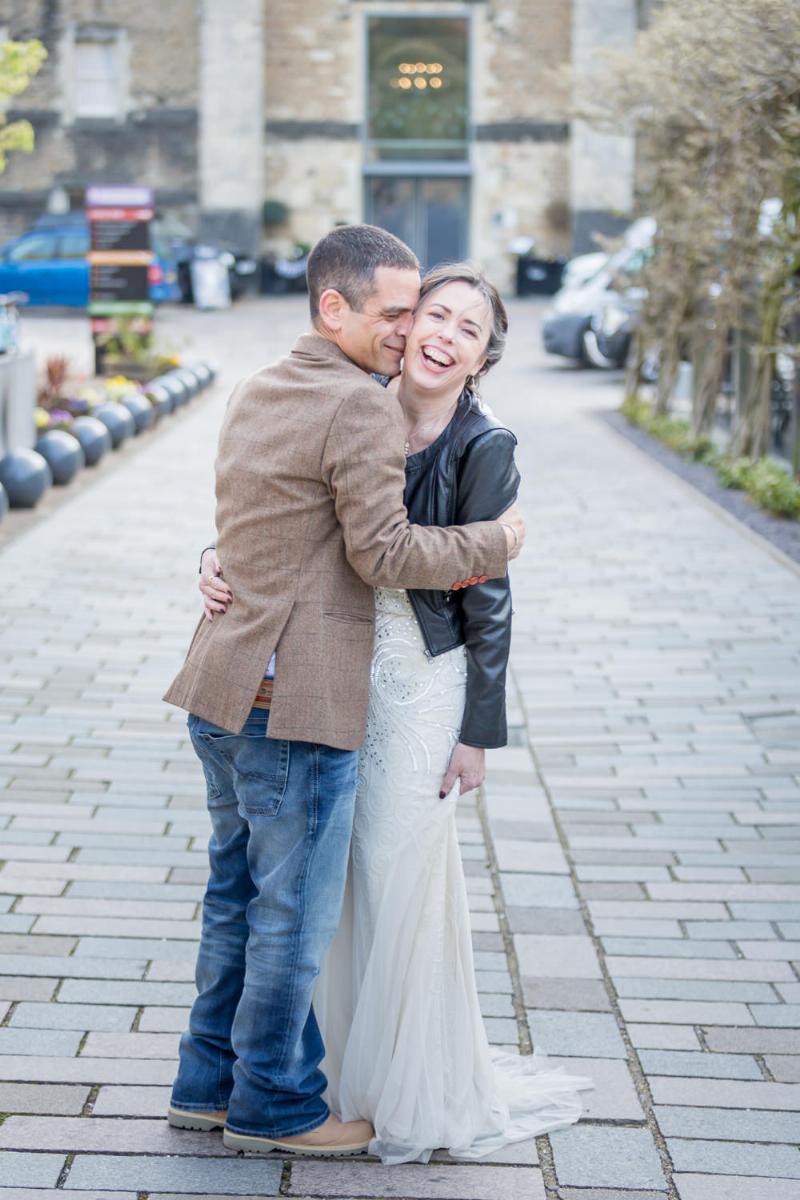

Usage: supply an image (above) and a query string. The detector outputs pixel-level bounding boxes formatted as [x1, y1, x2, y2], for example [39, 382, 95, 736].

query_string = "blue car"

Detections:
[0, 217, 181, 307]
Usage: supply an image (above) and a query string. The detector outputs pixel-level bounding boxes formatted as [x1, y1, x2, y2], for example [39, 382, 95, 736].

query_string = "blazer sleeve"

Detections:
[321, 384, 509, 590]
[454, 428, 521, 749]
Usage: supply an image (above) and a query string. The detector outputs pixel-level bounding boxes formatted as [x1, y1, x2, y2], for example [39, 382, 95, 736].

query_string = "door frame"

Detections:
[361, 6, 474, 259]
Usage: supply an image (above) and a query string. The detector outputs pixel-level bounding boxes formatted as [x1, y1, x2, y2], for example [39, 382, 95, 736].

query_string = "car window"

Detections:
[8, 234, 59, 262]
[150, 233, 172, 261]
[59, 232, 90, 259]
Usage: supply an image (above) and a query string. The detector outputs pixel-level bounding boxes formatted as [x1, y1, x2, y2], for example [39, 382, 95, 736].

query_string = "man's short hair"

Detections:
[306, 224, 419, 321]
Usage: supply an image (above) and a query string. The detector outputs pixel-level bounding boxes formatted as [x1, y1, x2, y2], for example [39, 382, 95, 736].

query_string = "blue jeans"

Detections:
[171, 707, 358, 1137]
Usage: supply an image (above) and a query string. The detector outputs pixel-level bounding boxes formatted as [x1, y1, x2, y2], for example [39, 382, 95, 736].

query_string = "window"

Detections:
[59, 232, 90, 259]
[8, 234, 58, 262]
[74, 39, 123, 118]
[367, 17, 469, 162]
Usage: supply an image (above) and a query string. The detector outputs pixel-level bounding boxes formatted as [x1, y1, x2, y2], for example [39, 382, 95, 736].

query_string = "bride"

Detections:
[198, 263, 592, 1164]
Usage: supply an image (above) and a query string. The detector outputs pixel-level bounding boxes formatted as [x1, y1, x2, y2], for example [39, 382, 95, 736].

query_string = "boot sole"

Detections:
[223, 1129, 370, 1157]
[168, 1107, 228, 1131]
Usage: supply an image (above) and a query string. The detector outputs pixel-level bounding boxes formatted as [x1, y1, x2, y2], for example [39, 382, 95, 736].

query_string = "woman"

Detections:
[199, 264, 591, 1163]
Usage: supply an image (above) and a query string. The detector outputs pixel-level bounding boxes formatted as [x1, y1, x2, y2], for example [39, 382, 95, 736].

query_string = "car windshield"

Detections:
[8, 234, 59, 262]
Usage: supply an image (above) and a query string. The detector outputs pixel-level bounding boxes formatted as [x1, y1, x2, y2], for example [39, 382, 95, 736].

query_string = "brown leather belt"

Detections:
[252, 678, 274, 710]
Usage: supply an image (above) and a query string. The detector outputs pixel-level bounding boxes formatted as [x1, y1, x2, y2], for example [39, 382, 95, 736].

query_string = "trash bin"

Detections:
[516, 255, 567, 297]
[259, 252, 309, 295]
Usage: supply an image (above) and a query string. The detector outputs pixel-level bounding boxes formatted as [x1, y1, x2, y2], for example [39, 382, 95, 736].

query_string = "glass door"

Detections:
[365, 176, 469, 269]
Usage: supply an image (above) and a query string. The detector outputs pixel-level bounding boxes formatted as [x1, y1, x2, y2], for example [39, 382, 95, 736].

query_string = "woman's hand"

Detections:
[439, 742, 486, 799]
[199, 548, 233, 621]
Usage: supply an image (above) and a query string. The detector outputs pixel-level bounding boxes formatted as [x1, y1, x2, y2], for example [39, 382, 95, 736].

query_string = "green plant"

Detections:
[621, 394, 652, 427]
[0, 39, 47, 172]
[649, 414, 695, 455]
[95, 316, 153, 361]
[744, 458, 800, 517]
[693, 437, 718, 464]
[262, 199, 290, 227]
[716, 456, 753, 489]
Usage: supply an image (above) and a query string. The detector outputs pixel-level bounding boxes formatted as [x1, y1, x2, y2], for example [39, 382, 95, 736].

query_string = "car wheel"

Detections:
[581, 326, 617, 369]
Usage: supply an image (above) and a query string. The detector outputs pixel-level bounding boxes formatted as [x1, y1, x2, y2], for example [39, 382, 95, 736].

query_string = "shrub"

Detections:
[649, 415, 695, 455]
[716, 456, 753, 490]
[744, 459, 800, 518]
[621, 394, 652, 427]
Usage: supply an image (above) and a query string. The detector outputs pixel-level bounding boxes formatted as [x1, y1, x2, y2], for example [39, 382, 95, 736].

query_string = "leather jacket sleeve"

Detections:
[454, 428, 520, 748]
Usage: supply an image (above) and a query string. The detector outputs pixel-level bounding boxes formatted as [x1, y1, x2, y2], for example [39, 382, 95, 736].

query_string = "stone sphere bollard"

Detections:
[92, 401, 136, 448]
[0, 448, 52, 508]
[120, 392, 155, 433]
[34, 430, 85, 486]
[71, 416, 113, 466]
[0, 481, 8, 522]
[161, 372, 190, 408]
[187, 361, 212, 389]
[145, 382, 173, 418]
[151, 374, 187, 409]
[173, 367, 199, 398]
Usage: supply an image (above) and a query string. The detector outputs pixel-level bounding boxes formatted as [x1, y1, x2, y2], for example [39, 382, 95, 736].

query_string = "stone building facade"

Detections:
[0, 0, 646, 289]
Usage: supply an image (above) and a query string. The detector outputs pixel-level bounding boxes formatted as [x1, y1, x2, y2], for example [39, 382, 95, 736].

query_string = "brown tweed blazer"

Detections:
[163, 333, 508, 750]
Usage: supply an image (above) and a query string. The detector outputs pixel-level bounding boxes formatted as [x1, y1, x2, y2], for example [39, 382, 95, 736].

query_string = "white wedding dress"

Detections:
[314, 588, 592, 1165]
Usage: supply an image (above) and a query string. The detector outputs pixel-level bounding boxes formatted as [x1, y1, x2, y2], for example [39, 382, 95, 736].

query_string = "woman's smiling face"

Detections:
[403, 280, 491, 394]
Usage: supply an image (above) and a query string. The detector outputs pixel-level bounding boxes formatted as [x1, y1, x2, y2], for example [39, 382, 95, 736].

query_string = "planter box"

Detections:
[98, 355, 170, 382]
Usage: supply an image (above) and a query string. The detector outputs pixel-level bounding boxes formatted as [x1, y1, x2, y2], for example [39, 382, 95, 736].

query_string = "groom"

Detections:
[164, 224, 524, 1157]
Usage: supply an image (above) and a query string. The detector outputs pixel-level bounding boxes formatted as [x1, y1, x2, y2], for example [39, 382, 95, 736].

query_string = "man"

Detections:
[164, 225, 524, 1157]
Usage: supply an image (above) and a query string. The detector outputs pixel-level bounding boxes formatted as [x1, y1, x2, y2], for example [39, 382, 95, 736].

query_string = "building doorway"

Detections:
[364, 14, 471, 268]
[365, 175, 468, 269]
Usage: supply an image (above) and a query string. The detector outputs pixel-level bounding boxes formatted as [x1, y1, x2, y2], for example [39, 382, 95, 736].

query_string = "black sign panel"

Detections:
[90, 216, 150, 253]
[90, 263, 150, 303]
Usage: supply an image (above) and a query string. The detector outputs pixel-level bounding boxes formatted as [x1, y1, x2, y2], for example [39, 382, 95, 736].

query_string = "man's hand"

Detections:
[199, 548, 233, 621]
[498, 501, 525, 560]
[439, 743, 486, 798]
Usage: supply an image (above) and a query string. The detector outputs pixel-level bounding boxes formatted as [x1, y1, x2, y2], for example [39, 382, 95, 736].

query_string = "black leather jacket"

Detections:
[402, 388, 520, 749]
[202, 387, 519, 749]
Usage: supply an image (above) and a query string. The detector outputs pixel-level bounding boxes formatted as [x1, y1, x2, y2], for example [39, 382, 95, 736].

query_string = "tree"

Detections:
[0, 38, 47, 174]
[573, 0, 800, 459]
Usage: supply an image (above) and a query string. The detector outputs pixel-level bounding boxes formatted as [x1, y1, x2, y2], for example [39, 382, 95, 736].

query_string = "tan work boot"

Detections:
[223, 1112, 374, 1157]
[167, 1105, 228, 1131]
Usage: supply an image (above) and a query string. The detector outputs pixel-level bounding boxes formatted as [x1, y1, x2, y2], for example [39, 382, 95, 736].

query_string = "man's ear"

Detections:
[318, 288, 348, 332]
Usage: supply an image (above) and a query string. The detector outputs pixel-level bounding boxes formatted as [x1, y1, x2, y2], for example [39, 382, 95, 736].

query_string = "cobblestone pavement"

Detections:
[0, 297, 798, 1199]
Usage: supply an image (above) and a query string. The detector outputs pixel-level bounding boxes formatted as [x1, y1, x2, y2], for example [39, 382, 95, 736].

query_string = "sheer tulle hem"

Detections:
[367, 1053, 594, 1166]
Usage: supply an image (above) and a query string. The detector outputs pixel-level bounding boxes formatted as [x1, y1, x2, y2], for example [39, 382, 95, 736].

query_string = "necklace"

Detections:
[403, 402, 458, 457]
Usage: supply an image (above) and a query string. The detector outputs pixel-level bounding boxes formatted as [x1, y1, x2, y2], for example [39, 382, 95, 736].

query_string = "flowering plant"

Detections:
[104, 375, 143, 400]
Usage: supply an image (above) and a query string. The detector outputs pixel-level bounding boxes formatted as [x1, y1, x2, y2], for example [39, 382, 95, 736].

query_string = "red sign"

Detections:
[86, 207, 154, 223]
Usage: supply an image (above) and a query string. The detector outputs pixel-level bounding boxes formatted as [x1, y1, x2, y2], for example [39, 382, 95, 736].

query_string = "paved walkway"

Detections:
[0, 298, 798, 1199]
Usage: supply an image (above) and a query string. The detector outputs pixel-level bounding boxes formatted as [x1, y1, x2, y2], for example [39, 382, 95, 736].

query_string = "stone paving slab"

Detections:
[549, 1125, 666, 1190]
[286, 1162, 544, 1199]
[674, 1174, 800, 1199]
[557, 1191, 667, 1200]
[0, 1192, 137, 1200]
[0, 1152, 66, 1188]
[668, 1137, 800, 1178]
[64, 1154, 283, 1194]
[0, 1115, 233, 1156]
[655, 1104, 800, 1143]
